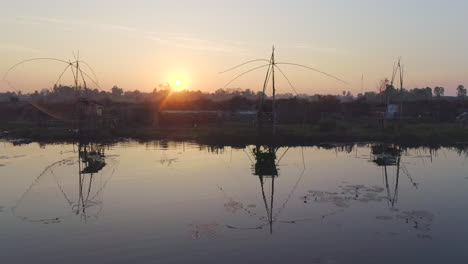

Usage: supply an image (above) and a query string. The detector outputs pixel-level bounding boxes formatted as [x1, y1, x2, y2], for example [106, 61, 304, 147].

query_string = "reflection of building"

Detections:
[371, 144, 401, 166]
[253, 145, 278, 177]
[79, 143, 106, 174]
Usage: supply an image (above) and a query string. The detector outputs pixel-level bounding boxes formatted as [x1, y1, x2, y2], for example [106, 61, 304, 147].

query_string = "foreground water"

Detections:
[1, 141, 467, 263]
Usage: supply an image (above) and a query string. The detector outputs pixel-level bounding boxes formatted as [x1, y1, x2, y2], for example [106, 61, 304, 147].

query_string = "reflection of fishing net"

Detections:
[12, 154, 118, 223]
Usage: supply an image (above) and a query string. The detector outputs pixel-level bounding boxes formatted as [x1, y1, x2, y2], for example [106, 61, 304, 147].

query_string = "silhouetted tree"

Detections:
[457, 85, 466, 98]
[409, 87, 432, 101]
[241, 88, 254, 97]
[383, 83, 397, 103]
[434, 86, 445, 97]
[111, 85, 123, 97]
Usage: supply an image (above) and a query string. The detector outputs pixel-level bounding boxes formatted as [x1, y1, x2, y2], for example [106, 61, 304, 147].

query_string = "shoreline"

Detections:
[2, 121, 468, 148]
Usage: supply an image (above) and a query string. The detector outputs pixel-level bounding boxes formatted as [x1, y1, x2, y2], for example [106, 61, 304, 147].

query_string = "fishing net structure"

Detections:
[12, 144, 118, 223]
[2, 55, 106, 129]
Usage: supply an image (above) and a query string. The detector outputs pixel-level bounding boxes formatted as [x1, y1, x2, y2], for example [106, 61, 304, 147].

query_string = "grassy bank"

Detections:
[2, 119, 468, 147]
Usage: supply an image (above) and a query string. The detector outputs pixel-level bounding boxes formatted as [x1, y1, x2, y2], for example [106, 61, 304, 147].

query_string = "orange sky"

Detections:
[1, 0, 468, 96]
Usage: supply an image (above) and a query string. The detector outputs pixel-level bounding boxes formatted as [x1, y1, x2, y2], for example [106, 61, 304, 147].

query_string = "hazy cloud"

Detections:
[0, 44, 40, 53]
[293, 44, 348, 54]
[15, 16, 249, 55]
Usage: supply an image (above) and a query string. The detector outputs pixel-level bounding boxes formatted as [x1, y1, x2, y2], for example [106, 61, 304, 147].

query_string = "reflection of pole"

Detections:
[270, 177, 275, 234]
[259, 175, 270, 227]
[384, 163, 390, 207]
[78, 174, 84, 216]
[394, 150, 401, 206]
[78, 143, 83, 215]
[258, 174, 275, 234]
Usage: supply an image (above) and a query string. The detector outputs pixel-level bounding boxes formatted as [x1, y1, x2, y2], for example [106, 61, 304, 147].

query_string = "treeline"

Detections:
[1, 83, 468, 123]
[2, 81, 466, 104]
[357, 80, 466, 103]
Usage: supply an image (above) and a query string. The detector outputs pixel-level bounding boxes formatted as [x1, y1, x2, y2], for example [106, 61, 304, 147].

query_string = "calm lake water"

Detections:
[1, 141, 468, 263]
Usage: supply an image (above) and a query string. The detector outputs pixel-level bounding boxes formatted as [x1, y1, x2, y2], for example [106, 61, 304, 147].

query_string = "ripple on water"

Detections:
[0, 155, 26, 160]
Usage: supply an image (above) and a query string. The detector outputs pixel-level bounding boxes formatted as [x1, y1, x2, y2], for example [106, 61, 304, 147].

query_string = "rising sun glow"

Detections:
[166, 69, 190, 91]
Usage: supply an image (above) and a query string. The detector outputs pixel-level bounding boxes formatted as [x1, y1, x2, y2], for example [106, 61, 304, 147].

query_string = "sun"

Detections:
[166, 69, 190, 90]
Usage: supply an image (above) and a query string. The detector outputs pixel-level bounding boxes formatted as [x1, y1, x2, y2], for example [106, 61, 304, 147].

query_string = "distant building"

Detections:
[386, 104, 399, 119]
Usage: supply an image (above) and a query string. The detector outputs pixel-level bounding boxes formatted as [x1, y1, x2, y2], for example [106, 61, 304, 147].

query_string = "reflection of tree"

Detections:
[12, 143, 117, 223]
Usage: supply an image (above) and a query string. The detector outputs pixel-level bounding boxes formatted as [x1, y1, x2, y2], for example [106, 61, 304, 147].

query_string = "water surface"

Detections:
[1, 141, 467, 263]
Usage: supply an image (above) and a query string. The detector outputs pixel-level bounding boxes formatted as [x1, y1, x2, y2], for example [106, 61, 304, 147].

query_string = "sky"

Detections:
[1, 0, 467, 95]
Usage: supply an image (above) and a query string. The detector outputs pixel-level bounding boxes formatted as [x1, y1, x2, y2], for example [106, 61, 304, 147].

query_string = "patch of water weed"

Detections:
[396, 210, 434, 232]
[224, 199, 243, 213]
[303, 184, 435, 239]
[417, 234, 433, 240]
[189, 223, 219, 239]
[302, 184, 387, 207]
